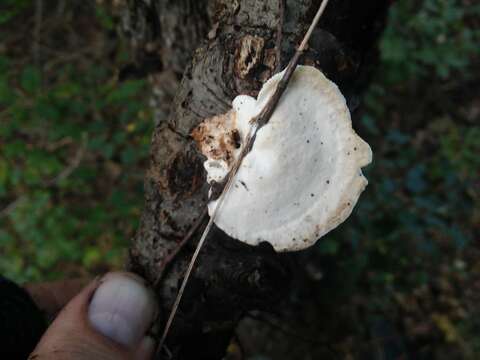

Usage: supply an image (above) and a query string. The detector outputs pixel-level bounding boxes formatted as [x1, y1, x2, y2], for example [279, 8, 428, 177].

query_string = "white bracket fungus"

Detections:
[192, 65, 372, 252]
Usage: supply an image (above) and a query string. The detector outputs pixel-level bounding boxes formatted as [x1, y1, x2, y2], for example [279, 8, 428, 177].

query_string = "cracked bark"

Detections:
[123, 1, 390, 358]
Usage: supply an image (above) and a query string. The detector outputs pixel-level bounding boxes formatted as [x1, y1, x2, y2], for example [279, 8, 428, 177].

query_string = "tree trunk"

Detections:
[123, 1, 390, 358]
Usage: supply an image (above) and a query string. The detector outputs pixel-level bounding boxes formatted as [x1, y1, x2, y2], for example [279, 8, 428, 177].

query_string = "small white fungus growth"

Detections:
[192, 65, 372, 252]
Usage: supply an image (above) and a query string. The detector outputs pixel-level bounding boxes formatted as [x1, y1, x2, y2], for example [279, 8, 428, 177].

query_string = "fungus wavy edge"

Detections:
[194, 66, 372, 252]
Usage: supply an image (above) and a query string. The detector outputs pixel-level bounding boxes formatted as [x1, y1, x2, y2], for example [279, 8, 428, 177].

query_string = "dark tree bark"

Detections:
[123, 1, 390, 358]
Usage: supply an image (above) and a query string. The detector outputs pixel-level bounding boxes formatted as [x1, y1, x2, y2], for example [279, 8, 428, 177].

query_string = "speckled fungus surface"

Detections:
[192, 65, 372, 252]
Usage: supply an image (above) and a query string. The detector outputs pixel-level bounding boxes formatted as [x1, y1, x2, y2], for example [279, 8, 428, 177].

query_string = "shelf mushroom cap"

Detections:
[192, 65, 372, 252]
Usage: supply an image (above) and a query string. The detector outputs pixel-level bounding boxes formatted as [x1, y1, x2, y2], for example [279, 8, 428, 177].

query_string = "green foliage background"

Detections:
[0, 1, 152, 282]
[308, 0, 480, 358]
[0, 0, 479, 358]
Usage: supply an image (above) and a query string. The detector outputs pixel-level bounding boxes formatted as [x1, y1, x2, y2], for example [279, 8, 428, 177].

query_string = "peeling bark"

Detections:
[123, 1, 390, 358]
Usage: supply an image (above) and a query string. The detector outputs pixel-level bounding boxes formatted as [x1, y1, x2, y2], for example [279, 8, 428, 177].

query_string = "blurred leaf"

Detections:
[406, 165, 427, 194]
[83, 247, 101, 268]
[20, 66, 42, 93]
[106, 80, 145, 104]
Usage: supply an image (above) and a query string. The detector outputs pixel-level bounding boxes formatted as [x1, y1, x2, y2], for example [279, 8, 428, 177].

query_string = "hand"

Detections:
[26, 272, 159, 360]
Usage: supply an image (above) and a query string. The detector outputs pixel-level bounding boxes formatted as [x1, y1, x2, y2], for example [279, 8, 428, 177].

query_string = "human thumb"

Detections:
[29, 272, 159, 360]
